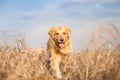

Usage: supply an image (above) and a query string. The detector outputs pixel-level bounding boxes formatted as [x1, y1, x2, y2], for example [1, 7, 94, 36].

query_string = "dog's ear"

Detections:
[64, 26, 71, 34]
[48, 27, 56, 37]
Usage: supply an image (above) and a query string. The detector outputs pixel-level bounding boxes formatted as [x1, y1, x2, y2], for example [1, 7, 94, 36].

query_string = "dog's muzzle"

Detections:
[58, 38, 65, 48]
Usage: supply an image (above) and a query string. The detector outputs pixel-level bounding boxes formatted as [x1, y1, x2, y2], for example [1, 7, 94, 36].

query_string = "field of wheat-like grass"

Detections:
[0, 47, 120, 80]
[0, 21, 120, 80]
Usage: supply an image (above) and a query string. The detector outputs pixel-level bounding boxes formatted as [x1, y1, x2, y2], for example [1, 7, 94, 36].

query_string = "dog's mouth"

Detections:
[58, 41, 65, 48]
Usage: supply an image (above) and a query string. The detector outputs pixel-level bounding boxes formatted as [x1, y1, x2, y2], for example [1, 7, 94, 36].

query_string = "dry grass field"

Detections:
[0, 22, 120, 80]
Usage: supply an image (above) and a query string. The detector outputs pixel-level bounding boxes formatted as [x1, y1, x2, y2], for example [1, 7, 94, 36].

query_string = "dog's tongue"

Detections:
[59, 43, 64, 48]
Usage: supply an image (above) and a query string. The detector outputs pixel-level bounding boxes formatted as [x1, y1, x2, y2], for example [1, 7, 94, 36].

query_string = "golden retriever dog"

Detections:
[47, 26, 72, 79]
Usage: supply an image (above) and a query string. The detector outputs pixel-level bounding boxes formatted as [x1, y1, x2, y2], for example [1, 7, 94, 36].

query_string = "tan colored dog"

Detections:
[47, 26, 72, 79]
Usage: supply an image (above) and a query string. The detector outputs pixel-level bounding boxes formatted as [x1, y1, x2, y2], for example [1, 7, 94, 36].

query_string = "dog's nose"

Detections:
[60, 38, 64, 42]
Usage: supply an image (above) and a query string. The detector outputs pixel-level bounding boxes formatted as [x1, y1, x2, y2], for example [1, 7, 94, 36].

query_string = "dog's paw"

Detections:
[57, 74, 62, 79]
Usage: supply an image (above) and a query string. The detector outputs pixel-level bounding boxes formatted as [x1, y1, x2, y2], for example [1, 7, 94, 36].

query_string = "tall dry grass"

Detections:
[0, 21, 120, 80]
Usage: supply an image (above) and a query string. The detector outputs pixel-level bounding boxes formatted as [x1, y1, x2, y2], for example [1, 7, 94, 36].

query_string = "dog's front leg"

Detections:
[50, 54, 62, 79]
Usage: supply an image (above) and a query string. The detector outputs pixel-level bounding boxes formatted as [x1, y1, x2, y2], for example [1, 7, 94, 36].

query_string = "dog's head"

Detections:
[48, 26, 71, 48]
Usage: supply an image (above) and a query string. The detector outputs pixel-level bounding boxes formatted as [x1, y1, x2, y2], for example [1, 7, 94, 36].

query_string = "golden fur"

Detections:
[47, 26, 72, 79]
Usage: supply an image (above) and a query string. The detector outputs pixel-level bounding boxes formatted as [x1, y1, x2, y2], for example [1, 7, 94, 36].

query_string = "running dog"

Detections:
[47, 26, 72, 79]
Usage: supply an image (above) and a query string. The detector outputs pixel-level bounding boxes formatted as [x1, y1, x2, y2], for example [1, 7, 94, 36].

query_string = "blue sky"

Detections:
[0, 0, 120, 52]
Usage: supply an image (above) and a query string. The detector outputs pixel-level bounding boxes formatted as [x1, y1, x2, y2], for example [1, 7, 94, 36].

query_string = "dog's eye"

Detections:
[56, 33, 59, 35]
[63, 32, 66, 34]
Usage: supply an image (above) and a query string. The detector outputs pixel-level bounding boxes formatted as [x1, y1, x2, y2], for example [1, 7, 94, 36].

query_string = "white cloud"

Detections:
[17, 11, 36, 18]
